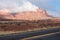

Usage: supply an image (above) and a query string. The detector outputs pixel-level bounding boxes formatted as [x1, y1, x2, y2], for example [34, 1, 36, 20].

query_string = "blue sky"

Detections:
[56, 0, 60, 12]
[29, 0, 60, 17]
[0, 0, 60, 17]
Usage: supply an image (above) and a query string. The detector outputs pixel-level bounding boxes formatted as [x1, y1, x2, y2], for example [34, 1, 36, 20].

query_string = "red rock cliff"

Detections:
[0, 8, 53, 20]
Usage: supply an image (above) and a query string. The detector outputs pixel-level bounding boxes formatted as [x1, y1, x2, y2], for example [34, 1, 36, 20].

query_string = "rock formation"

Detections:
[0, 8, 53, 20]
[0, 8, 60, 31]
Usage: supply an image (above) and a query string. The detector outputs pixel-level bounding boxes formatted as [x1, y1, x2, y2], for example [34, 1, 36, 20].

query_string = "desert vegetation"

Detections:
[0, 19, 60, 31]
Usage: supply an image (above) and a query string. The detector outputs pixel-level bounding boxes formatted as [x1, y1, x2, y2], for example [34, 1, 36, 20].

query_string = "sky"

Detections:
[29, 0, 60, 17]
[0, 0, 60, 17]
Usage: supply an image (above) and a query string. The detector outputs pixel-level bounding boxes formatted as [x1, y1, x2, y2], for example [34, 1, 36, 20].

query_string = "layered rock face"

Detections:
[15, 9, 52, 20]
[0, 8, 52, 20]
[0, 10, 14, 19]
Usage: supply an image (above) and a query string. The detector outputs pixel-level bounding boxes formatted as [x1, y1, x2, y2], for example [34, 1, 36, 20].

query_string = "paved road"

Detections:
[0, 28, 60, 40]
[23, 32, 60, 40]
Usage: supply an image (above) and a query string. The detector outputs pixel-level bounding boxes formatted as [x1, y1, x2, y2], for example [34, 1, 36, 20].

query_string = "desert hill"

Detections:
[0, 8, 53, 20]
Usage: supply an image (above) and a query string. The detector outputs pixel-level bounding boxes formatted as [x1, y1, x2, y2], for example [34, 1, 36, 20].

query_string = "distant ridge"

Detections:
[0, 8, 53, 20]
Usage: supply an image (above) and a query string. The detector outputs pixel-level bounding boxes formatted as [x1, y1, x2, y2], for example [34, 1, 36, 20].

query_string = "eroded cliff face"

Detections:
[15, 9, 52, 20]
[0, 8, 53, 20]
[0, 9, 14, 19]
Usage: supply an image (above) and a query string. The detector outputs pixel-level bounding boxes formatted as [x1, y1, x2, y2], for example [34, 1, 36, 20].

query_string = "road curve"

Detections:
[0, 28, 60, 40]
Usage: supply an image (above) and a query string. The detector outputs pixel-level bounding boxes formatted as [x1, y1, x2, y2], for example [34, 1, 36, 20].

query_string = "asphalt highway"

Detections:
[31, 32, 60, 40]
[0, 28, 60, 40]
[22, 32, 60, 40]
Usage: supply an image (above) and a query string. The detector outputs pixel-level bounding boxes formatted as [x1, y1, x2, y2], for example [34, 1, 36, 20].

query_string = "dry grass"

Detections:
[0, 27, 60, 35]
[0, 20, 60, 35]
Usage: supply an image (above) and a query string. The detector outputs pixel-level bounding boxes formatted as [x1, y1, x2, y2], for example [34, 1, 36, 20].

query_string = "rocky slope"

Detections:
[0, 9, 14, 19]
[15, 8, 52, 20]
[0, 8, 53, 20]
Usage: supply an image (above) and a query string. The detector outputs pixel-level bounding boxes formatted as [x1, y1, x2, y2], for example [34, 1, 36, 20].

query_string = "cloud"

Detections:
[0, 0, 38, 12]
[0, 0, 56, 12]
[18, 1, 38, 12]
[29, 0, 56, 11]
[30, 0, 51, 3]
